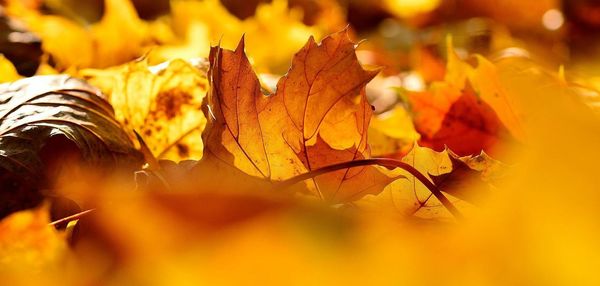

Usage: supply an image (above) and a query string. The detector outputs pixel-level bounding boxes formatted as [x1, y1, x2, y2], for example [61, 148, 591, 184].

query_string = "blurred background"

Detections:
[2, 0, 599, 74]
[3, 0, 600, 116]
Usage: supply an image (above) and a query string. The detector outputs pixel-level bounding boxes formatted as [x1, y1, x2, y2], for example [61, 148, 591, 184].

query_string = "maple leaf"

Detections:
[446, 38, 526, 141]
[409, 84, 514, 156]
[356, 143, 501, 218]
[0, 75, 141, 217]
[201, 30, 394, 202]
[407, 38, 522, 156]
[81, 58, 208, 161]
[378, 143, 458, 218]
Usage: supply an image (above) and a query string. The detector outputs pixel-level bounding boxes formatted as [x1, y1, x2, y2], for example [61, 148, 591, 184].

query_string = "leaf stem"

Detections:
[275, 158, 464, 220]
[49, 208, 96, 227]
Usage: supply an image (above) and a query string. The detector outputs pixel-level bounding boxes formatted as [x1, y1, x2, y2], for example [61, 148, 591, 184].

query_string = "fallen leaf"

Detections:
[6, 0, 150, 69]
[0, 75, 141, 217]
[429, 150, 504, 204]
[410, 84, 512, 156]
[82, 58, 208, 161]
[357, 143, 500, 218]
[445, 37, 526, 140]
[90, 0, 149, 68]
[6, 1, 93, 68]
[466, 55, 527, 141]
[166, 0, 324, 73]
[201, 30, 394, 202]
[407, 38, 520, 156]
[376, 143, 456, 218]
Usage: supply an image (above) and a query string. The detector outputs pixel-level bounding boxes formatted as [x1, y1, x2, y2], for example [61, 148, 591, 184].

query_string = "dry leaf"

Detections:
[82, 58, 208, 161]
[429, 150, 503, 204]
[357, 143, 499, 218]
[407, 38, 522, 156]
[409, 84, 513, 156]
[0, 75, 141, 217]
[201, 30, 394, 202]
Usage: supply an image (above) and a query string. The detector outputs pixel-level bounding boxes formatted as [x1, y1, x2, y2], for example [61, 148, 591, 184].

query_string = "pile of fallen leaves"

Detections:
[2, 0, 600, 285]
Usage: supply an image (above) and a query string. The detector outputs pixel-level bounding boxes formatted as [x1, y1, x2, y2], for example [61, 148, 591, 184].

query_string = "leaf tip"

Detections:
[235, 34, 246, 52]
[134, 130, 161, 170]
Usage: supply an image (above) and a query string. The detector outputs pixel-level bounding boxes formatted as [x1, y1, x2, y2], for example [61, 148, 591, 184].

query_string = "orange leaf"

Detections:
[202, 30, 394, 202]
[410, 85, 512, 156]
[407, 38, 520, 156]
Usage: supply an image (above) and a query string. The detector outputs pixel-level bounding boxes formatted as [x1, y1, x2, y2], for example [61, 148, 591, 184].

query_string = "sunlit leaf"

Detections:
[6, 0, 150, 69]
[82, 58, 208, 161]
[368, 105, 420, 157]
[166, 0, 323, 73]
[201, 30, 394, 202]
[407, 37, 521, 156]
[357, 143, 499, 218]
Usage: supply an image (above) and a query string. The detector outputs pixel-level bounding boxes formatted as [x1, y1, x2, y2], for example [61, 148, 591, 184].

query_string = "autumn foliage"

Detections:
[1, 0, 600, 285]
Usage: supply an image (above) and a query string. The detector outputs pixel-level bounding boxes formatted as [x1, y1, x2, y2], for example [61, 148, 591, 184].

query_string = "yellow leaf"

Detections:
[168, 0, 322, 73]
[7, 0, 149, 69]
[358, 143, 454, 218]
[368, 106, 420, 157]
[357, 143, 492, 219]
[6, 6, 94, 69]
[148, 21, 212, 64]
[467, 55, 527, 141]
[444, 36, 469, 88]
[90, 0, 149, 68]
[81, 59, 208, 161]
[0, 55, 21, 83]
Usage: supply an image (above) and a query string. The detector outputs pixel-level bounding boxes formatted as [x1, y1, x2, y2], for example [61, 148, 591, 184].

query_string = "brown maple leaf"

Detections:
[200, 30, 394, 202]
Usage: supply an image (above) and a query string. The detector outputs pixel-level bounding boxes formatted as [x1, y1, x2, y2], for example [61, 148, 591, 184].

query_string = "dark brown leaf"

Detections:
[0, 75, 142, 218]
